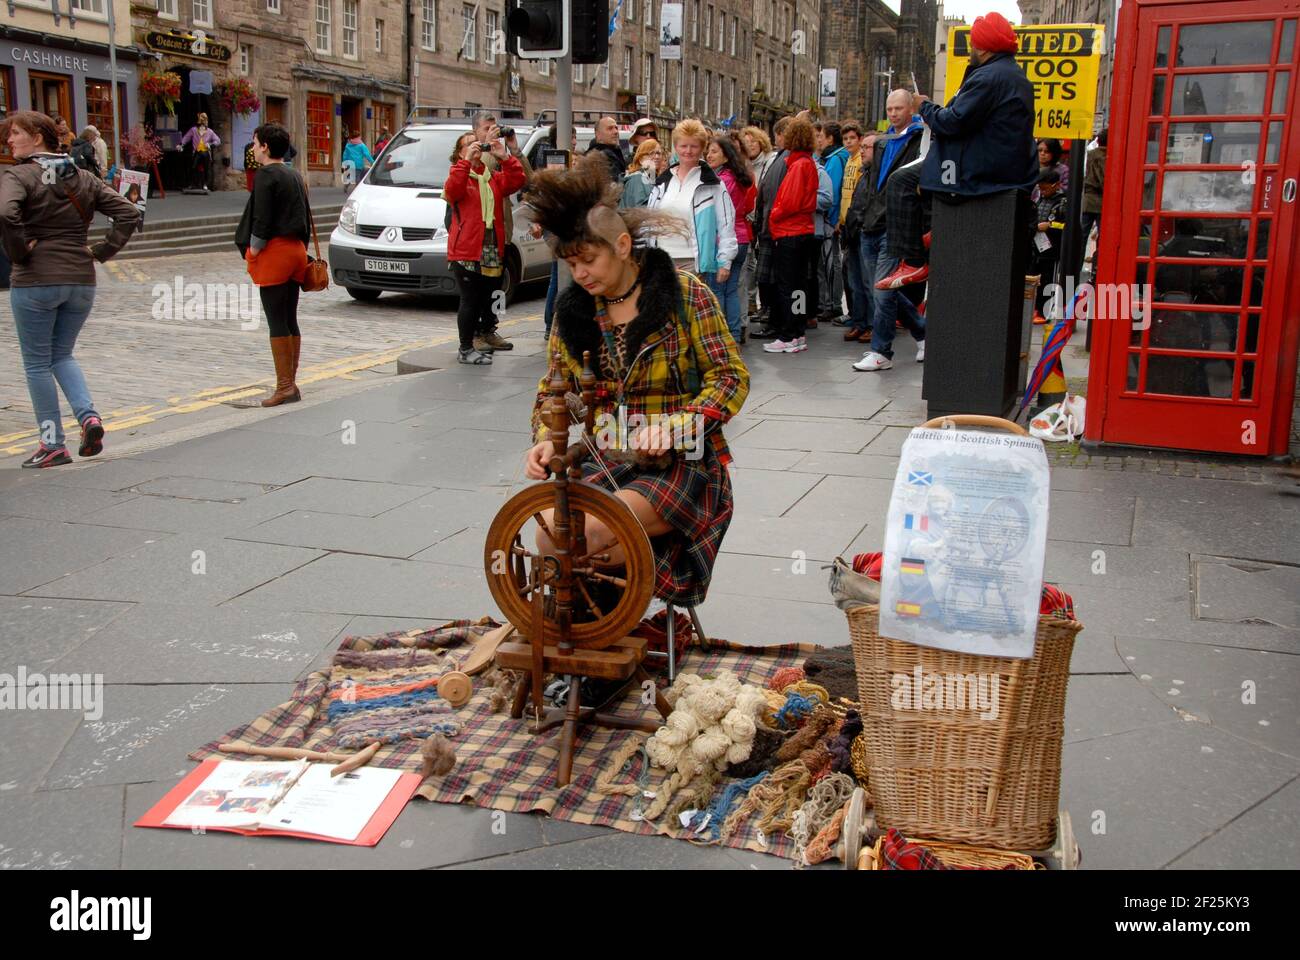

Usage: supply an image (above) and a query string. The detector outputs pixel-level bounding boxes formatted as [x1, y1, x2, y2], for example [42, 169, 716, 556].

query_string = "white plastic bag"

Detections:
[1029, 394, 1086, 442]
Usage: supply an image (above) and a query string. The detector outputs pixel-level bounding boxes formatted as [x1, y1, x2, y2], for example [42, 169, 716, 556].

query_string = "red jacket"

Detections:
[769, 151, 817, 239]
[443, 153, 526, 261]
[718, 166, 756, 245]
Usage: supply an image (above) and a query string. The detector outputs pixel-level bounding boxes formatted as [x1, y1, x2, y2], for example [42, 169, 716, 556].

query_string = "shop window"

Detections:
[85, 79, 126, 156]
[306, 93, 334, 171]
[0, 67, 13, 164]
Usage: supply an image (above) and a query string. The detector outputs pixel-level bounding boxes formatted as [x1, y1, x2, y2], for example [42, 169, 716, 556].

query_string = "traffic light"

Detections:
[505, 0, 608, 64]
[570, 0, 609, 65]
[506, 0, 569, 59]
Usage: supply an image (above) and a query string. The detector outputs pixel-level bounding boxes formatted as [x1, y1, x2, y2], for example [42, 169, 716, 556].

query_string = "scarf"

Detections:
[468, 164, 495, 227]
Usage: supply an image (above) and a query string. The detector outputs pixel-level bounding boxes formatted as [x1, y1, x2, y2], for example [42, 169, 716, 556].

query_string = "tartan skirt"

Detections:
[581, 443, 733, 608]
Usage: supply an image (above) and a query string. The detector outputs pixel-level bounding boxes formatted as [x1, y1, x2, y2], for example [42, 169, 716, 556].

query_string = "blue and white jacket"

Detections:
[647, 162, 739, 273]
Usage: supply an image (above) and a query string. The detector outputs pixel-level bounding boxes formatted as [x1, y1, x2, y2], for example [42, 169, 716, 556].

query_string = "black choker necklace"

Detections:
[605, 274, 640, 304]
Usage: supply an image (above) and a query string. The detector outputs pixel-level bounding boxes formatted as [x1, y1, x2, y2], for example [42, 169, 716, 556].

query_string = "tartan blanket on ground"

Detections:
[191, 617, 821, 860]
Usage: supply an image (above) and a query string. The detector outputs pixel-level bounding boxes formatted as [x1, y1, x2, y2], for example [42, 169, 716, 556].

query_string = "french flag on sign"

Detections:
[904, 513, 928, 531]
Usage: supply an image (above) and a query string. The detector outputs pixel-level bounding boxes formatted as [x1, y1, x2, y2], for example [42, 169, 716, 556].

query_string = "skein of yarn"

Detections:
[647, 671, 768, 776]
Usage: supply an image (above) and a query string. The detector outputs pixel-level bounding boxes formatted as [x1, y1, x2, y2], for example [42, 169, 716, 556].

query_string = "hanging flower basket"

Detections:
[214, 77, 261, 118]
[140, 71, 182, 115]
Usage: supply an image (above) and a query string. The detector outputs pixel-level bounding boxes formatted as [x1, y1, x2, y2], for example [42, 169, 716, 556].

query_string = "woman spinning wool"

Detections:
[522, 155, 750, 609]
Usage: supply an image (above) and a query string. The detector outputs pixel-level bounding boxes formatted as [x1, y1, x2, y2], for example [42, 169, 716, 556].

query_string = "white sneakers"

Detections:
[916, 340, 926, 363]
[763, 337, 807, 353]
[853, 351, 893, 371]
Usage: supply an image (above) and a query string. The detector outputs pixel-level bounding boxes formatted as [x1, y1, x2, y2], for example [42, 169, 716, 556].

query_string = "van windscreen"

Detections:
[368, 128, 465, 189]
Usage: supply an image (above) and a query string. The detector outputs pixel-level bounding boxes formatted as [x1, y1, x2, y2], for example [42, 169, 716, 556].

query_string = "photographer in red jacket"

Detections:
[444, 131, 525, 365]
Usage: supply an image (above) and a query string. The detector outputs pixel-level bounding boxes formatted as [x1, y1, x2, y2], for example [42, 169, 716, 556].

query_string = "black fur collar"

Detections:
[553, 247, 681, 371]
[654, 161, 721, 190]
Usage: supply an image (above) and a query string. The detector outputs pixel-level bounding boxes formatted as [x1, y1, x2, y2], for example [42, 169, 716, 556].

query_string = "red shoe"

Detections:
[875, 261, 929, 290]
[79, 416, 105, 458]
[923, 231, 932, 250]
[21, 445, 71, 469]
[1033, 312, 1048, 325]
[631, 610, 693, 660]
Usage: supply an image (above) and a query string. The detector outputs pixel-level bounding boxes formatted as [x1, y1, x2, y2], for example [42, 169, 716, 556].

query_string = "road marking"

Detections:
[2, 314, 538, 456]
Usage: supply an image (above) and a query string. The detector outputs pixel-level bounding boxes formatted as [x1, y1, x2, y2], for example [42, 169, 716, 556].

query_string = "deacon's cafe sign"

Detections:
[144, 30, 232, 64]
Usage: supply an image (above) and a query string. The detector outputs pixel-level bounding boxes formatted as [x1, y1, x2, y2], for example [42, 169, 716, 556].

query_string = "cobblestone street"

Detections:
[0, 248, 546, 458]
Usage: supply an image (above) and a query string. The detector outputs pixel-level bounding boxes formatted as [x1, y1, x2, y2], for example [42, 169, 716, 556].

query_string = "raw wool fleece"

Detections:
[646, 671, 768, 777]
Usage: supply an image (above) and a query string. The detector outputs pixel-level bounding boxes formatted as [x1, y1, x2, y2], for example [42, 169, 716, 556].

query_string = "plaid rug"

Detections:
[191, 617, 824, 860]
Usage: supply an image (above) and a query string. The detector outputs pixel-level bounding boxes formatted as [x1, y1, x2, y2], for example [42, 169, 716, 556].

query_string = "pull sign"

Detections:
[1284, 179, 1298, 204]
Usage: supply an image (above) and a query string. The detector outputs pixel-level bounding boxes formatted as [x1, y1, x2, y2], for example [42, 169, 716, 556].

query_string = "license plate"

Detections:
[363, 259, 409, 273]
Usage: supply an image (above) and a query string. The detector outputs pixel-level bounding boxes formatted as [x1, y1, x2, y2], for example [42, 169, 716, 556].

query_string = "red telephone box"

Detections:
[1087, 0, 1300, 455]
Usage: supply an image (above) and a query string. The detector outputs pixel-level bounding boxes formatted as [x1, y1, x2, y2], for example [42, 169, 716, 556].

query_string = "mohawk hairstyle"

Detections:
[523, 153, 689, 258]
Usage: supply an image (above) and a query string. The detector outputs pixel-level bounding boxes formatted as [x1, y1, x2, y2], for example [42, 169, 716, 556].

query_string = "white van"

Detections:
[329, 120, 611, 303]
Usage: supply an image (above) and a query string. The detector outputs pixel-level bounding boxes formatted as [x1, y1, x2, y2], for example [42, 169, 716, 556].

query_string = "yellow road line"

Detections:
[3, 314, 539, 454]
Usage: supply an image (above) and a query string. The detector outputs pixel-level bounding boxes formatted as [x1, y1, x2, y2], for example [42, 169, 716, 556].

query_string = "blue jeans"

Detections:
[11, 284, 98, 448]
[706, 244, 748, 341]
[544, 261, 559, 338]
[850, 231, 887, 334]
[869, 241, 925, 359]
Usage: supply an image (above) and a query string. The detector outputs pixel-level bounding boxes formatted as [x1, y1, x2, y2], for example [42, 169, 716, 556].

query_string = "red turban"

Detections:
[971, 12, 1018, 53]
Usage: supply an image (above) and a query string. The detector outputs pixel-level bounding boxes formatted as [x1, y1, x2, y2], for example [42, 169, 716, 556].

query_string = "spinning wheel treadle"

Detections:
[484, 483, 655, 650]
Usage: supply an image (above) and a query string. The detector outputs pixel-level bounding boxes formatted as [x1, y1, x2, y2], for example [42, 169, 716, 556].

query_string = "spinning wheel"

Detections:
[484, 483, 654, 650]
[485, 349, 672, 787]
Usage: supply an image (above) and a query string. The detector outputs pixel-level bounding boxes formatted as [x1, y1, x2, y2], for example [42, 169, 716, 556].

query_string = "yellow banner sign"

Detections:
[942, 23, 1104, 140]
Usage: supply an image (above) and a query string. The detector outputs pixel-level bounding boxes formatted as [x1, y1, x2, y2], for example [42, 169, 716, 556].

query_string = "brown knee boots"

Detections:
[261, 336, 301, 407]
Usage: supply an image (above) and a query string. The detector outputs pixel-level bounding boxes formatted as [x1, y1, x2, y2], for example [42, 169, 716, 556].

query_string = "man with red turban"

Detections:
[874, 11, 1037, 292]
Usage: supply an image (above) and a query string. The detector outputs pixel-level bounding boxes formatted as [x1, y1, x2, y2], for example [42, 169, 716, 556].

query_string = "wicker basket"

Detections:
[864, 835, 1041, 870]
[847, 603, 1081, 850]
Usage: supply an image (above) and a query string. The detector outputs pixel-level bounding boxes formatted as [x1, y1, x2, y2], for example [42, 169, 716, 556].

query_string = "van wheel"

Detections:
[501, 249, 520, 305]
[347, 287, 382, 302]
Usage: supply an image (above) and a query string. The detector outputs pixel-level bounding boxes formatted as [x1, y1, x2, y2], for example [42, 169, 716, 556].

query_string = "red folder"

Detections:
[135, 760, 422, 847]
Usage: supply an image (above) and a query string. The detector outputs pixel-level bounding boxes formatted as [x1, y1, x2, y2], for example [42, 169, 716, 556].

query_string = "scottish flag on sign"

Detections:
[907, 470, 933, 487]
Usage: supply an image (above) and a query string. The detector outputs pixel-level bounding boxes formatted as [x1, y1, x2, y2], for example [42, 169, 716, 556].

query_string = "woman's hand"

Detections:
[525, 440, 556, 480]
[467, 142, 483, 165]
[632, 424, 674, 457]
[488, 138, 507, 160]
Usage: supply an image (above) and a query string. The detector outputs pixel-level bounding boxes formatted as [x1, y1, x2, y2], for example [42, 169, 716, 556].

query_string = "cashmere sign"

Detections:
[942, 23, 1104, 140]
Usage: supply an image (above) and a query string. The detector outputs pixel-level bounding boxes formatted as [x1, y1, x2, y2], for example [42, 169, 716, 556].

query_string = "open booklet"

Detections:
[136, 759, 422, 846]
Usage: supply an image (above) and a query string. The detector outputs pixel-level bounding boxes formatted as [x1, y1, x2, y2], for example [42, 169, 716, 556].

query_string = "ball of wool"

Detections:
[721, 707, 757, 744]
[690, 725, 731, 764]
[725, 739, 754, 766]
[768, 666, 806, 692]
[645, 736, 679, 770]
[688, 685, 733, 723]
[733, 686, 768, 719]
[419, 733, 456, 778]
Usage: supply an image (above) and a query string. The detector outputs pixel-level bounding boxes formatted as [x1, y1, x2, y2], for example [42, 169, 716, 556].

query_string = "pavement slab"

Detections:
[0, 517, 171, 595]
[0, 785, 126, 869]
[0, 595, 135, 668]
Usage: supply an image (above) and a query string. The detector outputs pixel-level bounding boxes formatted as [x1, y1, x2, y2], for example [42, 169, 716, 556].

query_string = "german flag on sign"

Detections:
[900, 557, 926, 575]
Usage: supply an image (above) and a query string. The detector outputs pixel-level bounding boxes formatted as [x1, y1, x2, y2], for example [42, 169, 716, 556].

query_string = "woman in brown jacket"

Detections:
[0, 111, 140, 467]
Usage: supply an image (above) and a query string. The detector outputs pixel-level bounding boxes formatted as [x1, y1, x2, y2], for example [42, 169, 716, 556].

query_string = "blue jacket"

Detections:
[342, 140, 375, 178]
[820, 145, 848, 226]
[918, 52, 1037, 198]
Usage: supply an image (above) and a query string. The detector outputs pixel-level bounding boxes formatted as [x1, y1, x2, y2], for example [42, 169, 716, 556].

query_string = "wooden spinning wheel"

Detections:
[485, 350, 672, 787]
[483, 482, 654, 650]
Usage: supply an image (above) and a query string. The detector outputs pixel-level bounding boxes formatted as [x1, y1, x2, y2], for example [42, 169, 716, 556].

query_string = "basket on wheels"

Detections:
[847, 603, 1081, 850]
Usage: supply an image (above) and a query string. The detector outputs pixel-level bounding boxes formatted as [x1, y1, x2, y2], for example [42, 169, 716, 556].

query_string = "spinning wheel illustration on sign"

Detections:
[483, 351, 670, 787]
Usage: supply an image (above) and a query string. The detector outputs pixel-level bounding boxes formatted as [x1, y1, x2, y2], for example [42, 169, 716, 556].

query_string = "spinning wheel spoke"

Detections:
[532, 513, 556, 545]
[586, 570, 630, 589]
[579, 536, 621, 566]
[574, 576, 605, 619]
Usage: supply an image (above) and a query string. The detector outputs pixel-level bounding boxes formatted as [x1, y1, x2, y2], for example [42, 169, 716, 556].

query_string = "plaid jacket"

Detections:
[532, 248, 750, 464]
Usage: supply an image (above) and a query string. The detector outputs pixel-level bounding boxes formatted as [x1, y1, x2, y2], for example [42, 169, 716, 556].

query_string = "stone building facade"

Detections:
[818, 0, 937, 128]
[125, 0, 408, 190]
[748, 0, 823, 128]
[1, 0, 140, 167]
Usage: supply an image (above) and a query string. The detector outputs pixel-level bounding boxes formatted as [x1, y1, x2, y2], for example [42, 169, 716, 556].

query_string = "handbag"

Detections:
[298, 175, 330, 292]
